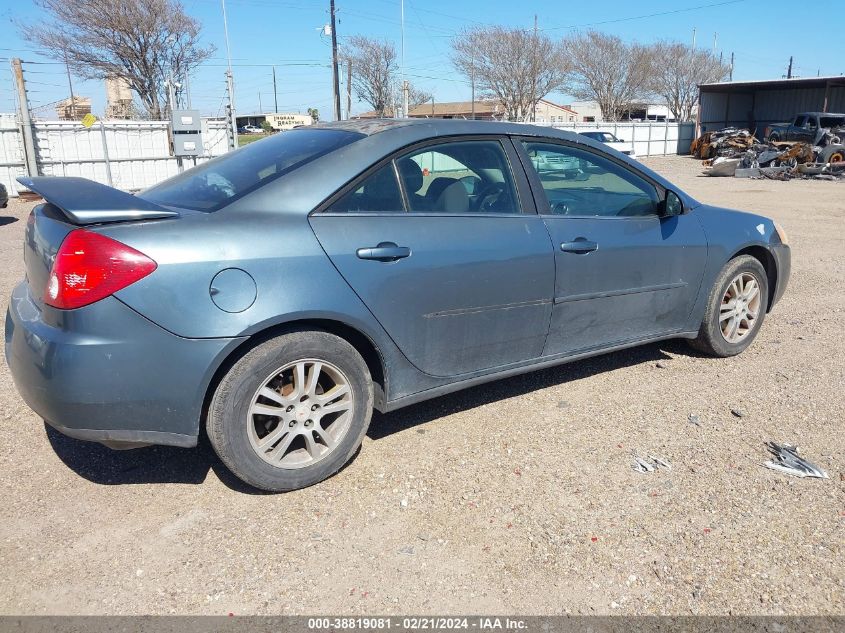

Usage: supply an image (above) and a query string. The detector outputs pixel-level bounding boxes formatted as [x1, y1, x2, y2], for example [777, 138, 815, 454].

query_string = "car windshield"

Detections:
[142, 128, 362, 211]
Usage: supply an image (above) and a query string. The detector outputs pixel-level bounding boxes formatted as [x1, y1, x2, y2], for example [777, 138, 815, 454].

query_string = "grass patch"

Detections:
[238, 134, 266, 145]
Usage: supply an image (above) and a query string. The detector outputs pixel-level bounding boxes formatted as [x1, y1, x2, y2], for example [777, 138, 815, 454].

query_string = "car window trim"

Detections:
[510, 135, 666, 219]
[315, 134, 534, 216]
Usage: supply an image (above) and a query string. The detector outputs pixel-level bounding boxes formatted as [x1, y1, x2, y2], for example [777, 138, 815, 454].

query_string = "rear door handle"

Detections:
[561, 239, 598, 254]
[356, 242, 411, 262]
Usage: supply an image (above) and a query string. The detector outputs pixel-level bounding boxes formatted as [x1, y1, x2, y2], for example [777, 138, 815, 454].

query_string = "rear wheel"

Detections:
[689, 255, 769, 357]
[207, 330, 373, 492]
[820, 145, 845, 164]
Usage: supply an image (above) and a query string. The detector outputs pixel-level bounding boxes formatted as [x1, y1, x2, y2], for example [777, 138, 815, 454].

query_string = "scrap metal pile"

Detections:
[692, 128, 845, 180]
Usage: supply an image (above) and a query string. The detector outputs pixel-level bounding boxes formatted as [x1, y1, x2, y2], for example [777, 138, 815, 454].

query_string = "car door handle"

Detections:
[560, 239, 598, 254]
[356, 242, 411, 262]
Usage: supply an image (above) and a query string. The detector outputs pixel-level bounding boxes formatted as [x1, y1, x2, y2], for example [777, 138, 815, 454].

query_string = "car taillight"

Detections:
[45, 229, 157, 309]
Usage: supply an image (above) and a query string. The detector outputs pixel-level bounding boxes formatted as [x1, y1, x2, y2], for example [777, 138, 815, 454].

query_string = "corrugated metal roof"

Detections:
[700, 76, 845, 92]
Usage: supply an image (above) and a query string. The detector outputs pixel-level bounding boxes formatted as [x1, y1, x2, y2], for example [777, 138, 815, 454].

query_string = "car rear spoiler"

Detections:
[16, 176, 179, 225]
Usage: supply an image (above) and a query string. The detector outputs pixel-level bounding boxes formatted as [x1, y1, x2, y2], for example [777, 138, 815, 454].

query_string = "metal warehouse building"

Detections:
[697, 76, 845, 138]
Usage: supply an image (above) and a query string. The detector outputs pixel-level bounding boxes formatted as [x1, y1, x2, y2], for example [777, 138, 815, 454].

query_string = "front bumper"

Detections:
[5, 282, 240, 448]
[771, 243, 791, 308]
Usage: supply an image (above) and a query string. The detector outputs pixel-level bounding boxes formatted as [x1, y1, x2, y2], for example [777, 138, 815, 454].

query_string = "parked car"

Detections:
[579, 131, 637, 159]
[0, 182, 7, 208]
[241, 124, 264, 134]
[6, 120, 790, 492]
[766, 112, 845, 163]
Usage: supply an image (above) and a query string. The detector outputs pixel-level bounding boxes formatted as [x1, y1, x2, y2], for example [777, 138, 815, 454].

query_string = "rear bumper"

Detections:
[771, 243, 791, 308]
[5, 282, 240, 448]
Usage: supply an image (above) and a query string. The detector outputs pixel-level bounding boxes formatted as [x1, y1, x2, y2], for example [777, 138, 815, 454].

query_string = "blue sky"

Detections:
[0, 0, 841, 119]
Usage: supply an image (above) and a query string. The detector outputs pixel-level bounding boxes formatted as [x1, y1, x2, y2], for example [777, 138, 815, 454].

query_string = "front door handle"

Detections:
[561, 239, 598, 254]
[356, 242, 411, 262]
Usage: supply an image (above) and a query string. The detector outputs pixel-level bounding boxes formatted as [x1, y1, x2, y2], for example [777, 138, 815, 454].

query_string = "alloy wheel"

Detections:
[247, 359, 354, 469]
[719, 272, 762, 343]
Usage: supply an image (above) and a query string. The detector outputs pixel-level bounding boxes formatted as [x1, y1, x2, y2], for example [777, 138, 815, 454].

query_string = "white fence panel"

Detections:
[545, 121, 696, 156]
[1, 114, 26, 197]
[1, 117, 232, 197]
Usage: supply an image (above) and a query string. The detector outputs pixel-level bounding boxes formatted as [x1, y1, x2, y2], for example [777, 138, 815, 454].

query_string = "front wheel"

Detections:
[207, 330, 374, 492]
[689, 255, 769, 357]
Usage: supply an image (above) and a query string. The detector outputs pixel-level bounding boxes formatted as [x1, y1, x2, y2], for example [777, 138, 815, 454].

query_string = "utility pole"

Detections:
[225, 71, 237, 149]
[258, 92, 262, 113]
[272, 65, 278, 113]
[167, 71, 177, 117]
[470, 53, 475, 120]
[330, 0, 341, 121]
[787, 56, 793, 79]
[12, 59, 38, 177]
[63, 53, 76, 120]
[184, 71, 192, 108]
[221, 0, 238, 148]
[713, 32, 717, 53]
[531, 14, 539, 122]
[692, 27, 696, 48]
[400, 0, 407, 117]
[729, 52, 734, 81]
[346, 59, 352, 120]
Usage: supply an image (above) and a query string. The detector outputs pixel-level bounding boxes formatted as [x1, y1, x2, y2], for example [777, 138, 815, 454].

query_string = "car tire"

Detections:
[689, 255, 769, 357]
[207, 330, 374, 492]
[820, 145, 845, 164]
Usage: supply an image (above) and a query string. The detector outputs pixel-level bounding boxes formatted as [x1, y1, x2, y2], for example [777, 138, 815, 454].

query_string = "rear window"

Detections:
[142, 128, 362, 211]
[819, 116, 845, 128]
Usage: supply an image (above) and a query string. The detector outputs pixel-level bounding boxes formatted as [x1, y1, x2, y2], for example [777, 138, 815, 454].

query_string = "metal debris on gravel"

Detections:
[632, 453, 672, 473]
[763, 442, 829, 479]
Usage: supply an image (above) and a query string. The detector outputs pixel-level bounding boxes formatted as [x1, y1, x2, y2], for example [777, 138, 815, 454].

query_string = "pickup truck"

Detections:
[765, 112, 845, 163]
[766, 112, 844, 144]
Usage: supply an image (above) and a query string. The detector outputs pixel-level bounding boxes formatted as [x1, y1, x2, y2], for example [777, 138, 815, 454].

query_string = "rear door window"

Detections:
[326, 164, 405, 213]
[395, 140, 521, 214]
[142, 128, 362, 211]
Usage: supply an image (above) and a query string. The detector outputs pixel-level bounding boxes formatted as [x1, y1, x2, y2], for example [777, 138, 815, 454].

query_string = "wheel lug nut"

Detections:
[311, 404, 319, 411]
[305, 419, 312, 427]
[286, 406, 294, 413]
[289, 420, 296, 427]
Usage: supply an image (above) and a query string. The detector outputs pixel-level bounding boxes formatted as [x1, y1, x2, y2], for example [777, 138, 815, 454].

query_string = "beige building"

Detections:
[532, 99, 579, 124]
[266, 113, 312, 131]
[396, 98, 578, 122]
[405, 100, 505, 120]
[105, 76, 133, 119]
[56, 96, 91, 121]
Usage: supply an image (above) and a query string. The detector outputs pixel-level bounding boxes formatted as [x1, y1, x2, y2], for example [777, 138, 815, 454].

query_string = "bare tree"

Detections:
[20, 0, 213, 120]
[648, 42, 730, 121]
[451, 26, 568, 121]
[347, 36, 397, 117]
[562, 31, 651, 121]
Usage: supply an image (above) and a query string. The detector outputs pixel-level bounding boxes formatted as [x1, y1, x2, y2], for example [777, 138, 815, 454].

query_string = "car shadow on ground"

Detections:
[45, 339, 691, 492]
[0, 216, 19, 226]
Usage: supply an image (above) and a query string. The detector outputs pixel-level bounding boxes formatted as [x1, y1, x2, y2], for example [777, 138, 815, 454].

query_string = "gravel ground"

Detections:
[0, 155, 843, 615]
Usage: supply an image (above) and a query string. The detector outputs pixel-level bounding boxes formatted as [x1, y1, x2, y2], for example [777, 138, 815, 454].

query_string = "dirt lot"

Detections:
[0, 156, 843, 615]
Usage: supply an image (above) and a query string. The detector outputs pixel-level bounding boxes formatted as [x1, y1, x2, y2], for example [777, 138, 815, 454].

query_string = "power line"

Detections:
[541, 0, 751, 32]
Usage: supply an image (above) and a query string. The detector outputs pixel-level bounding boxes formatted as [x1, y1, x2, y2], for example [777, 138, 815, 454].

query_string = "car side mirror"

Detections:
[661, 190, 684, 217]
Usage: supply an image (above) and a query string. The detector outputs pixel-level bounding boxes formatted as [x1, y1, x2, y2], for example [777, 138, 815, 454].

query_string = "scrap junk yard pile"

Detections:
[692, 113, 845, 181]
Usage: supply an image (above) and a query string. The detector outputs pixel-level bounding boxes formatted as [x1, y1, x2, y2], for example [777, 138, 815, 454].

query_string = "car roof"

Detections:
[315, 118, 585, 141]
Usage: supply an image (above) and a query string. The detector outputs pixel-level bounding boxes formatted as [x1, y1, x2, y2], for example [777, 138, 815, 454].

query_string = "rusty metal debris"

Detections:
[763, 442, 829, 479]
[696, 127, 845, 180]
